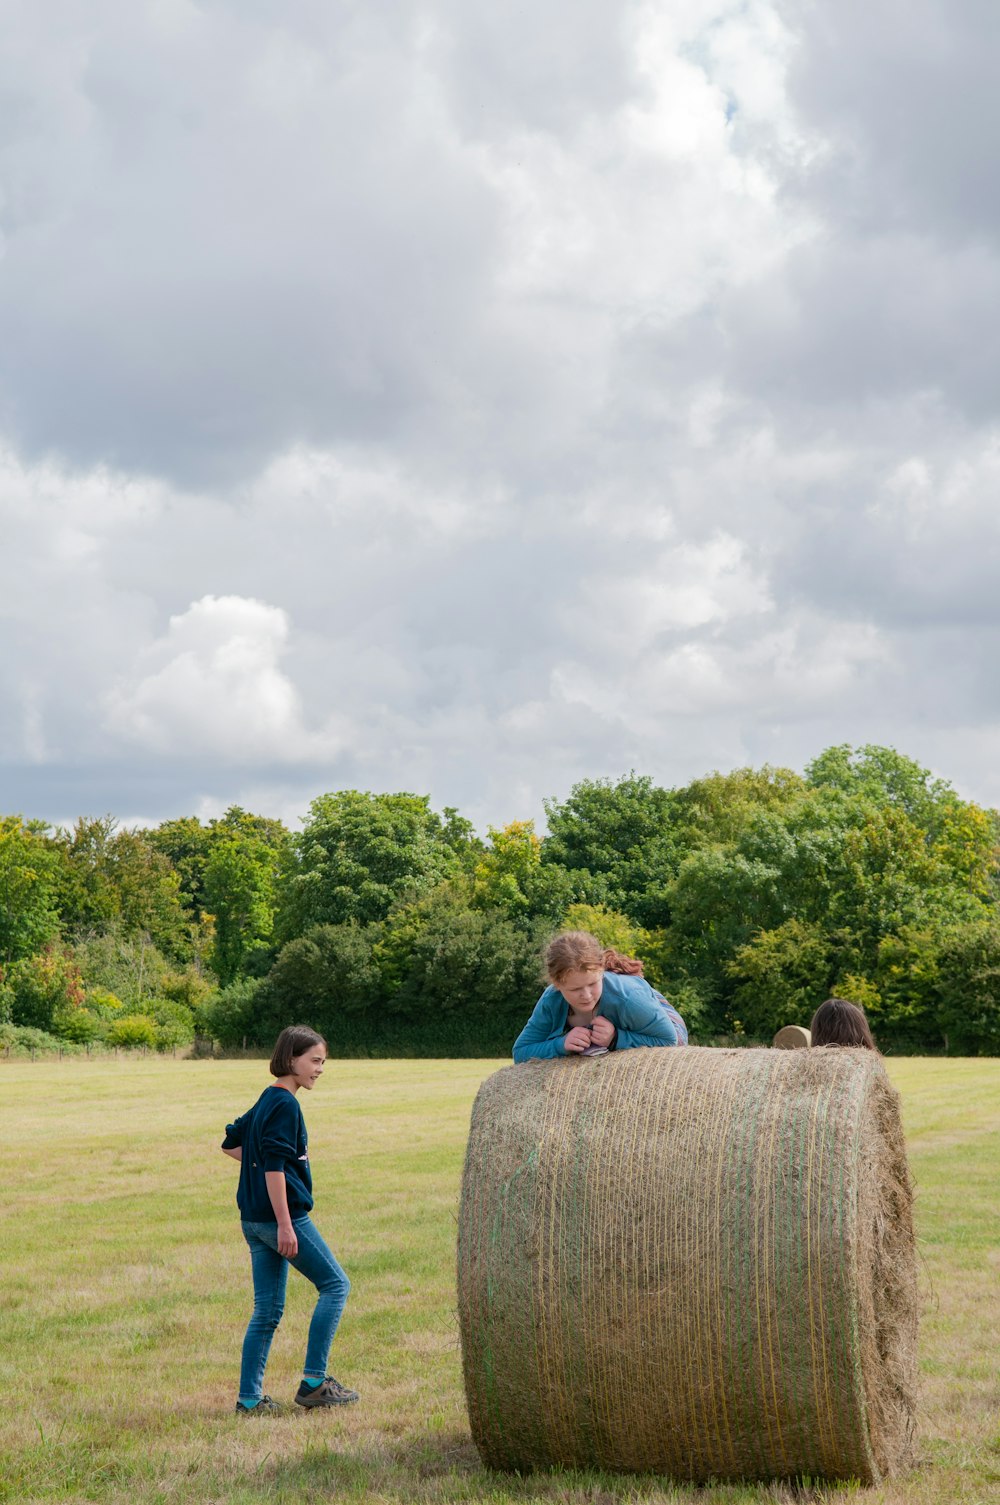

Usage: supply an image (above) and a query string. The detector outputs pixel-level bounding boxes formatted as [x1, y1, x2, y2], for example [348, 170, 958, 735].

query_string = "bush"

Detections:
[106, 1013, 158, 1049]
[84, 988, 126, 1019]
[199, 976, 269, 1048]
[146, 997, 195, 1051]
[1, 948, 85, 1032]
[0, 1023, 81, 1056]
[51, 1005, 102, 1043]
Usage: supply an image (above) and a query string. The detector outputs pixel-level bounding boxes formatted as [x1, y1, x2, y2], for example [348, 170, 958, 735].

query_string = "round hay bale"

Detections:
[458, 1047, 917, 1484]
[773, 1024, 812, 1049]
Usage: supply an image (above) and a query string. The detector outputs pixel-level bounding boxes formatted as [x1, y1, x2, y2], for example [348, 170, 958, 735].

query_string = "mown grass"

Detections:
[0, 1056, 997, 1505]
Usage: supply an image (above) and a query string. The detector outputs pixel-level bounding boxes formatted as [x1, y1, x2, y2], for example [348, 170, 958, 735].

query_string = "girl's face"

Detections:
[291, 1045, 327, 1089]
[556, 967, 604, 1016]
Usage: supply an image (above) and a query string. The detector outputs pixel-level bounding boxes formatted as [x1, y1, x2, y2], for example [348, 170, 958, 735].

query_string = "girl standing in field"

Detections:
[810, 998, 878, 1050]
[512, 930, 688, 1062]
[221, 1024, 358, 1414]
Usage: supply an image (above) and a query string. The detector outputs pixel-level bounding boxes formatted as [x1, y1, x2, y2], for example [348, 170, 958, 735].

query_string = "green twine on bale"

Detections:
[457, 1047, 918, 1485]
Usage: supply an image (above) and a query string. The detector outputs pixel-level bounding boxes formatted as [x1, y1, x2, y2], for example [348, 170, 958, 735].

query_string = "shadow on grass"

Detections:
[266, 1430, 851, 1505]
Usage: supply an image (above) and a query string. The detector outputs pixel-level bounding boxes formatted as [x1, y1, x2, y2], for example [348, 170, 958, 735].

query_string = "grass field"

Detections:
[0, 1056, 997, 1505]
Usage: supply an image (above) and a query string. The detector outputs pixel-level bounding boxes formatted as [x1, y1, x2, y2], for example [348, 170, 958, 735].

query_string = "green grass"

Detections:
[0, 1056, 997, 1505]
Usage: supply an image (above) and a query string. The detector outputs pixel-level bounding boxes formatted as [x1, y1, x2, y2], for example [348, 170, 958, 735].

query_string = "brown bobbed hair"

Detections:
[544, 930, 646, 984]
[810, 998, 877, 1051]
[270, 1025, 327, 1077]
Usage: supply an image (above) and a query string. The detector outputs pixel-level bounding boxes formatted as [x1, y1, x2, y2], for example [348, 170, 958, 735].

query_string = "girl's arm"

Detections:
[221, 1110, 247, 1156]
[613, 1000, 678, 1049]
[513, 995, 568, 1061]
[265, 1171, 299, 1257]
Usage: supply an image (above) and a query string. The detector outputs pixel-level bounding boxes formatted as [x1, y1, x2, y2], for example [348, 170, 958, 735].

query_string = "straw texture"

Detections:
[773, 1025, 812, 1049]
[458, 1047, 917, 1484]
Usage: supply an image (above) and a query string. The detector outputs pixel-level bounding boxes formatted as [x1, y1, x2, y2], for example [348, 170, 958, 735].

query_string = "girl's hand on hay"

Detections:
[590, 1016, 615, 1047]
[564, 1027, 593, 1053]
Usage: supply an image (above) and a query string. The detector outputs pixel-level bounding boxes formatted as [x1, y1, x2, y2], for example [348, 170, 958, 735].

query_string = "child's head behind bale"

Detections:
[811, 997, 877, 1049]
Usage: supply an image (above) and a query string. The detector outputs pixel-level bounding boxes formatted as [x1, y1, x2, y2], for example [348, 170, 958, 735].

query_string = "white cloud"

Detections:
[105, 596, 342, 763]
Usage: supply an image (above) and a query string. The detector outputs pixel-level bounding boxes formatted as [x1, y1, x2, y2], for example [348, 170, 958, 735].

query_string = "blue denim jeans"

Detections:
[238, 1215, 350, 1406]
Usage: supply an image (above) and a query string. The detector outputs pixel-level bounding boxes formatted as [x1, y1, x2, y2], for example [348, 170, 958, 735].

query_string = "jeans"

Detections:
[238, 1215, 350, 1406]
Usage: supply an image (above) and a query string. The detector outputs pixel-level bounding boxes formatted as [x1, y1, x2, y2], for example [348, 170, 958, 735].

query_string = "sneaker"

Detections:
[295, 1376, 360, 1408]
[235, 1395, 283, 1416]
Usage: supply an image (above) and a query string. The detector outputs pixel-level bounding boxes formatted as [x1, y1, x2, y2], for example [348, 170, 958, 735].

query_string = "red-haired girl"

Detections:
[513, 931, 687, 1061]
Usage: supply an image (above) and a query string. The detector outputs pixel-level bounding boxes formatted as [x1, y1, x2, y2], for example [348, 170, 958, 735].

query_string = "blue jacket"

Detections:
[512, 971, 680, 1061]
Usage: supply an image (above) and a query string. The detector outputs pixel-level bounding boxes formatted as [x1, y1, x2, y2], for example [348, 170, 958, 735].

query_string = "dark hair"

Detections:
[810, 998, 876, 1050]
[269, 1025, 327, 1077]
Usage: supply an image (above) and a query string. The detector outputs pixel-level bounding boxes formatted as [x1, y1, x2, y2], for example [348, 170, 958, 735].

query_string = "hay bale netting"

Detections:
[773, 1024, 812, 1049]
[458, 1047, 917, 1485]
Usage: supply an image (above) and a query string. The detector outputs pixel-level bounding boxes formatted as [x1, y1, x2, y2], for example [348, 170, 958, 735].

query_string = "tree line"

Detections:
[3, 744, 999, 1057]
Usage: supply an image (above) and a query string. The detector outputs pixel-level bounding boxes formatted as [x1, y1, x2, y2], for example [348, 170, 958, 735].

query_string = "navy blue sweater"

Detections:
[222, 1084, 314, 1223]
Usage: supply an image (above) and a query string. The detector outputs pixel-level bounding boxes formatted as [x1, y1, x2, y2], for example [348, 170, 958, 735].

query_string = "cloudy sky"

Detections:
[4, 0, 1000, 832]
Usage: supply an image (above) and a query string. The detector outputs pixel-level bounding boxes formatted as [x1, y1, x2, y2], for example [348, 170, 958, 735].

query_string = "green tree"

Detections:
[934, 920, 1000, 1053]
[472, 821, 578, 921]
[264, 922, 383, 1041]
[542, 774, 680, 926]
[875, 926, 948, 1043]
[146, 997, 196, 1051]
[374, 881, 541, 1038]
[661, 781, 971, 1030]
[147, 816, 214, 919]
[148, 807, 290, 926]
[674, 765, 806, 848]
[52, 1003, 103, 1044]
[54, 818, 189, 957]
[663, 845, 788, 1014]
[200, 976, 269, 1049]
[0, 818, 61, 964]
[203, 832, 280, 986]
[277, 791, 460, 938]
[805, 743, 952, 826]
[72, 931, 173, 1011]
[727, 919, 833, 1038]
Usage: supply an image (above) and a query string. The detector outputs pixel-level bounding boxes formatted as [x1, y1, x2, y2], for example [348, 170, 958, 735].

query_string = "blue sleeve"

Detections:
[610, 983, 678, 1049]
[260, 1095, 301, 1171]
[615, 1010, 678, 1049]
[513, 994, 567, 1062]
[222, 1112, 247, 1149]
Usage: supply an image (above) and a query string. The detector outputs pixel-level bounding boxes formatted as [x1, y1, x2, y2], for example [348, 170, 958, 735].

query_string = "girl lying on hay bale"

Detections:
[512, 929, 688, 1061]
